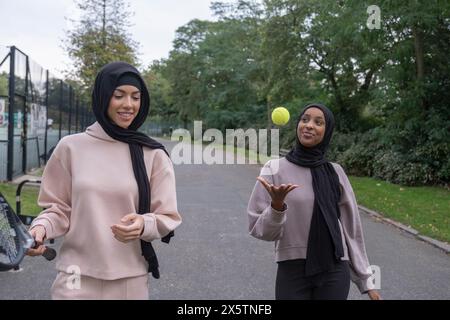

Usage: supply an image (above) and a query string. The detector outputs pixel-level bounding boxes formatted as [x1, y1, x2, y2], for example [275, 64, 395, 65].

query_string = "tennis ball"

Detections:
[271, 107, 290, 126]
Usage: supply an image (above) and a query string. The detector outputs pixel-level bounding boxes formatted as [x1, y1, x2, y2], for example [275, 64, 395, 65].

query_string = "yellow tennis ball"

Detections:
[271, 107, 290, 126]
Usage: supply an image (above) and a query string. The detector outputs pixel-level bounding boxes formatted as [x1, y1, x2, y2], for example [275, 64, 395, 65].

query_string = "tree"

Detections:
[138, 0, 449, 185]
[162, 2, 268, 131]
[64, 0, 139, 95]
[163, 19, 212, 128]
[142, 60, 177, 119]
[262, 0, 389, 132]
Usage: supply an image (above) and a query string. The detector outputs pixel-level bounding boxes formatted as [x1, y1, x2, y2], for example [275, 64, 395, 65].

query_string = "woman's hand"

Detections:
[111, 213, 145, 243]
[367, 290, 382, 300]
[256, 177, 299, 211]
[26, 225, 47, 256]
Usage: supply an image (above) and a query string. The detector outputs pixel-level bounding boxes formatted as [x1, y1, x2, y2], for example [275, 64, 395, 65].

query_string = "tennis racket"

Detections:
[0, 193, 56, 271]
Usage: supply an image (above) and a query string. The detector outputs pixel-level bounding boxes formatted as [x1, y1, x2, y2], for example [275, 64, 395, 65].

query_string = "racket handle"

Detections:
[42, 247, 57, 261]
[32, 242, 57, 261]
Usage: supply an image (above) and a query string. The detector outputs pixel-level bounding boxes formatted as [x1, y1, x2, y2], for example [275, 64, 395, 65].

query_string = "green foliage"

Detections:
[142, 61, 177, 120]
[143, 0, 449, 186]
[64, 0, 139, 95]
[0, 72, 8, 96]
[335, 128, 450, 186]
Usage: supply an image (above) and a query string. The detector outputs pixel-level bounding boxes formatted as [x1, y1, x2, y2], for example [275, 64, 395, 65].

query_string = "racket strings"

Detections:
[0, 203, 20, 265]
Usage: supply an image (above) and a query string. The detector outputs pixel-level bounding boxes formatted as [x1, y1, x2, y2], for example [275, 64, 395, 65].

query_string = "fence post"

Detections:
[58, 80, 62, 140]
[7, 46, 15, 181]
[81, 104, 85, 131]
[44, 69, 49, 164]
[22, 54, 29, 174]
[68, 86, 72, 135]
[75, 94, 79, 132]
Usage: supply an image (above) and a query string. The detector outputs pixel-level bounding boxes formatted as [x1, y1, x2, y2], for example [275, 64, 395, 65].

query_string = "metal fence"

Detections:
[0, 45, 94, 181]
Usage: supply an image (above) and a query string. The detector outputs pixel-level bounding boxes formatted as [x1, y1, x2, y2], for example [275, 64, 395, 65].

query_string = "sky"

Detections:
[0, 0, 218, 78]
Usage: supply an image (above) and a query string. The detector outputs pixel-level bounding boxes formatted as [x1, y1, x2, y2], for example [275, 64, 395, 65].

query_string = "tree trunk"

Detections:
[412, 24, 428, 110]
[102, 0, 107, 47]
[328, 72, 344, 110]
[412, 25, 425, 81]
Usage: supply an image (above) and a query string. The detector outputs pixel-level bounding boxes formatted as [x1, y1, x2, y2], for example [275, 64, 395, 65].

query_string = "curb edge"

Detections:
[358, 205, 450, 254]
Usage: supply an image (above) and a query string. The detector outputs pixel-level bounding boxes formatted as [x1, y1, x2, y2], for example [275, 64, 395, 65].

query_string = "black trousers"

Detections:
[275, 259, 350, 300]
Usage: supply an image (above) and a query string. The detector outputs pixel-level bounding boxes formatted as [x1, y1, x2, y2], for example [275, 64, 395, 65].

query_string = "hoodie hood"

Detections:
[86, 121, 117, 143]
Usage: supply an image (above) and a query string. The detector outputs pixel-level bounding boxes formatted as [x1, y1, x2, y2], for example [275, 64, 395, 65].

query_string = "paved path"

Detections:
[1, 139, 449, 300]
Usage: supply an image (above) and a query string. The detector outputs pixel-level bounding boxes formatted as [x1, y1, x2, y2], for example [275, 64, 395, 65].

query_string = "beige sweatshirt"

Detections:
[31, 122, 181, 280]
[247, 158, 375, 293]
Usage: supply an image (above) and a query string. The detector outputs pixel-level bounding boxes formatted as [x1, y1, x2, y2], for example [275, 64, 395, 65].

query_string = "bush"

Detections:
[276, 121, 449, 187]
[331, 129, 383, 177]
[327, 132, 357, 163]
[332, 129, 449, 186]
[372, 151, 427, 185]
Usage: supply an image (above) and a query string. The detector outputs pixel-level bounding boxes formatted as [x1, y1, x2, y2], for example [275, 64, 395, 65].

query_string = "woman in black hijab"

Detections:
[248, 103, 381, 300]
[93, 62, 176, 280]
[27, 62, 181, 299]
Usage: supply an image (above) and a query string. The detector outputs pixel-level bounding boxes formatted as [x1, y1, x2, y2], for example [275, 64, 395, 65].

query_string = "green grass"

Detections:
[0, 183, 42, 216]
[349, 176, 450, 243]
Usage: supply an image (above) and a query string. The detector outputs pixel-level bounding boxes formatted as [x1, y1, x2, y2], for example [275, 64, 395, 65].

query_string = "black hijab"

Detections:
[286, 103, 344, 276]
[92, 61, 173, 279]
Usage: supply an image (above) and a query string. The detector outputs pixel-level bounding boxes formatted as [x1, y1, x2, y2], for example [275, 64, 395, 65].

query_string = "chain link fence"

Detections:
[0, 45, 94, 181]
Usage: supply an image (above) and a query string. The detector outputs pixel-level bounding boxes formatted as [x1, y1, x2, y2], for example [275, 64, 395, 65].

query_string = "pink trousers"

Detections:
[51, 272, 149, 300]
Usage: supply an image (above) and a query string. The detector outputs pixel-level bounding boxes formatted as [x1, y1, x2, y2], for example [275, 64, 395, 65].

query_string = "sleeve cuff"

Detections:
[140, 214, 156, 242]
[268, 204, 288, 223]
[355, 276, 376, 294]
[30, 218, 54, 240]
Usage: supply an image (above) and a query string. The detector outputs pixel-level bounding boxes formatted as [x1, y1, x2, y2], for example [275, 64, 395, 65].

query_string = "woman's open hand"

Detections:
[257, 177, 299, 211]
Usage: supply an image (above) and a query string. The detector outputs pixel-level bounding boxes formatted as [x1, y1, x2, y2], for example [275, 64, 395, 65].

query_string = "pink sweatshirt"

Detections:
[31, 122, 182, 280]
[247, 158, 376, 293]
